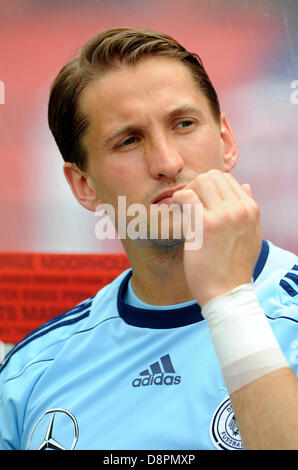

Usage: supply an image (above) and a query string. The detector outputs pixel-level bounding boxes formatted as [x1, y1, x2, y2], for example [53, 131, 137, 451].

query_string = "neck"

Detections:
[123, 238, 194, 306]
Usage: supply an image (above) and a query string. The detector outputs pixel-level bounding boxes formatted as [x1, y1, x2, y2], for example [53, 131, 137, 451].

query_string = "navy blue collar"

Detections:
[117, 240, 269, 329]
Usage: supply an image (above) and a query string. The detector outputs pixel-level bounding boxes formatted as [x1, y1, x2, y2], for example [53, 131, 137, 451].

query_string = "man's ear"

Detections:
[63, 162, 101, 212]
[219, 112, 239, 172]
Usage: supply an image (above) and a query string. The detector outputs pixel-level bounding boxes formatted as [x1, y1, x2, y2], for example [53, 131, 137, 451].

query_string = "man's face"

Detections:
[77, 56, 237, 244]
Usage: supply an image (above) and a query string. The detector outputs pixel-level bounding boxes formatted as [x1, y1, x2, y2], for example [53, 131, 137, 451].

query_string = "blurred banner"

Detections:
[0, 252, 130, 344]
[0, 0, 297, 344]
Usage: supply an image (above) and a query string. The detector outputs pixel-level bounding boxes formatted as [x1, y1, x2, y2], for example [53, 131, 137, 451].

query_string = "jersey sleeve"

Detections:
[0, 349, 22, 450]
[275, 265, 298, 377]
[280, 299, 298, 377]
[0, 296, 94, 450]
[0, 374, 18, 450]
[0, 345, 53, 450]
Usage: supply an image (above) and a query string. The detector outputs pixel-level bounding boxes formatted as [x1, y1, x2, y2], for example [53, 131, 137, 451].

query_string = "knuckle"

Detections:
[251, 200, 260, 218]
[221, 208, 233, 224]
[221, 203, 249, 226]
[217, 207, 233, 226]
[235, 204, 249, 221]
[203, 213, 218, 233]
[194, 173, 208, 187]
[197, 172, 208, 181]
[208, 168, 222, 177]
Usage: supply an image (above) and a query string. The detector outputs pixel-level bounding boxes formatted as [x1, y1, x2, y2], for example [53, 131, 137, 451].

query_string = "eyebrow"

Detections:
[102, 104, 204, 149]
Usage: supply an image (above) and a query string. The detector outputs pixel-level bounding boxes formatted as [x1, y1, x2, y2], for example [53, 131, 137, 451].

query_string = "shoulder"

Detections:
[255, 241, 297, 292]
[0, 269, 131, 385]
[255, 240, 297, 320]
[0, 269, 131, 450]
[0, 297, 93, 384]
[267, 242, 297, 300]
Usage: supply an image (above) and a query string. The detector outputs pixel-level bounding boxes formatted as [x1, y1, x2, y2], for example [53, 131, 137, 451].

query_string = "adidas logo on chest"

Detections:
[132, 354, 181, 387]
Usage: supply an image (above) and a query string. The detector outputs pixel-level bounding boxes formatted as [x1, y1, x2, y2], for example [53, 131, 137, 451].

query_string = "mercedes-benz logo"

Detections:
[27, 408, 79, 450]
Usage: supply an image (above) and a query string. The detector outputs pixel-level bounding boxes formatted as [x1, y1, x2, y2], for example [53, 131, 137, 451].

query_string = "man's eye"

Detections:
[118, 136, 139, 148]
[176, 120, 194, 128]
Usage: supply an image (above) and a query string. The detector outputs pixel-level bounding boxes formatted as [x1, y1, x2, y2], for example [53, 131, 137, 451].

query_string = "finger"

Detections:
[224, 173, 253, 203]
[242, 183, 253, 198]
[208, 169, 239, 201]
[186, 173, 223, 210]
[172, 188, 202, 207]
[225, 174, 260, 221]
[172, 189, 204, 244]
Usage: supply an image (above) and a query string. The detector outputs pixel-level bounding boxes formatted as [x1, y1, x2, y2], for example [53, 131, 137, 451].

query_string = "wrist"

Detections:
[201, 283, 288, 394]
[198, 279, 253, 307]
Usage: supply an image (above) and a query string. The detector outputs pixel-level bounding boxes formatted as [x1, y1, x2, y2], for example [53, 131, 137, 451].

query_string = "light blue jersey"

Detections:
[0, 241, 297, 450]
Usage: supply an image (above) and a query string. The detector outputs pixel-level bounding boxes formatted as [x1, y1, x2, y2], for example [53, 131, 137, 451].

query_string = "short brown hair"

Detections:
[48, 27, 221, 171]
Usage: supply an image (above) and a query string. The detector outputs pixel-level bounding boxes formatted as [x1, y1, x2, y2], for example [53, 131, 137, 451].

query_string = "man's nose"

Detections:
[146, 134, 184, 180]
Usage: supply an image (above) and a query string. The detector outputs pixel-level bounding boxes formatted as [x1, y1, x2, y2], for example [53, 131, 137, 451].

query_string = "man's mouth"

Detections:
[151, 185, 186, 206]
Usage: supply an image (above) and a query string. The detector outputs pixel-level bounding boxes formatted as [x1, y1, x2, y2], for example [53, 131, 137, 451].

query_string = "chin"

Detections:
[137, 237, 185, 250]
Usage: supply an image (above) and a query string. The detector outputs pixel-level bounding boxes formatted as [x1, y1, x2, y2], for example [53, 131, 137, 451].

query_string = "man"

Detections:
[0, 27, 297, 450]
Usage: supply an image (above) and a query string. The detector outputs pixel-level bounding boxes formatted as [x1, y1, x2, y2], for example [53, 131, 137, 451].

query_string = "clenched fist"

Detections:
[172, 169, 262, 306]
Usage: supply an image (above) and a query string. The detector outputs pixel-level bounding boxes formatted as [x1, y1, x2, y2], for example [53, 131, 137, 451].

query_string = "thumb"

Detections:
[172, 188, 201, 206]
[172, 189, 204, 247]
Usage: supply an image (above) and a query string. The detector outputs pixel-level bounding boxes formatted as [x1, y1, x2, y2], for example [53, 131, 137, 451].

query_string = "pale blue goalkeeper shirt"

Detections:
[0, 240, 297, 450]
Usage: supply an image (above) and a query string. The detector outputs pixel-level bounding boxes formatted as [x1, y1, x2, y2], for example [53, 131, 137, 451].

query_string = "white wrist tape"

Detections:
[201, 283, 289, 394]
